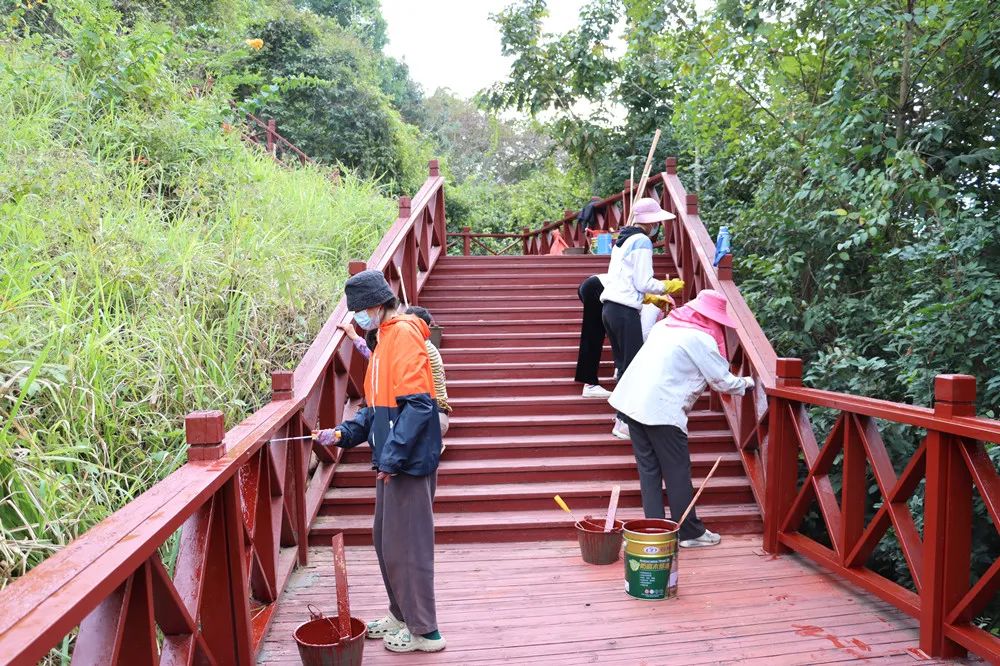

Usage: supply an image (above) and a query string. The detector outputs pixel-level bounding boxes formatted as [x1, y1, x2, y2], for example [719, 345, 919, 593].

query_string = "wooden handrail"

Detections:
[764, 364, 1000, 661]
[0, 160, 447, 665]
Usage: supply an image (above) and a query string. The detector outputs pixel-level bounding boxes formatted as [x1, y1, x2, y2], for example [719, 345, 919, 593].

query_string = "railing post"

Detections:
[921, 374, 976, 659]
[185, 410, 225, 462]
[763, 358, 802, 554]
[266, 118, 276, 154]
[522, 227, 530, 255]
[665, 156, 677, 175]
[563, 208, 574, 244]
[717, 253, 733, 280]
[348, 260, 367, 276]
[428, 158, 440, 177]
[686, 193, 699, 216]
[398, 195, 411, 219]
[271, 370, 293, 401]
[461, 226, 471, 256]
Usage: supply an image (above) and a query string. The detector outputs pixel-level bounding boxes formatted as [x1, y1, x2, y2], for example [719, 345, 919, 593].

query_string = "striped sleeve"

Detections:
[425, 340, 451, 413]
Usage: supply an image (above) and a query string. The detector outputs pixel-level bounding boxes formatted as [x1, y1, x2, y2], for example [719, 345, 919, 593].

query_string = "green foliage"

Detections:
[295, 0, 387, 50]
[0, 3, 394, 583]
[446, 161, 590, 251]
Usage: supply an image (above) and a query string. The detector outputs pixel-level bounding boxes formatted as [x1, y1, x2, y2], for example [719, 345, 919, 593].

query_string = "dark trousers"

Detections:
[373, 473, 438, 634]
[601, 301, 643, 376]
[574, 275, 606, 385]
[624, 418, 707, 541]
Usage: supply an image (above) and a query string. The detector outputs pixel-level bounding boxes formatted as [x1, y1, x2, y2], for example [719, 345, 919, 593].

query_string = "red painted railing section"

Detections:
[0, 162, 446, 666]
[766, 363, 1000, 661]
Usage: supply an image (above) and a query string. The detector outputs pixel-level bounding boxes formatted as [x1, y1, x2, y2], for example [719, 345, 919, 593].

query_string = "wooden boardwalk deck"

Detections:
[257, 536, 971, 665]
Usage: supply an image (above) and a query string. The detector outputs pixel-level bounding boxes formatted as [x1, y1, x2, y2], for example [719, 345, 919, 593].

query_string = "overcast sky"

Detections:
[380, 0, 596, 99]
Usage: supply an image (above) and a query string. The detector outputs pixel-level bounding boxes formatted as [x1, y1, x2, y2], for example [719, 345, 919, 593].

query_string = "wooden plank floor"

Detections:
[256, 535, 982, 665]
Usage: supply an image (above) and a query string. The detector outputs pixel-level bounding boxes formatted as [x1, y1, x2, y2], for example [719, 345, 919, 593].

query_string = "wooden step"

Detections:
[441, 345, 612, 364]
[340, 428, 734, 462]
[309, 505, 762, 546]
[440, 332, 593, 349]
[444, 411, 728, 437]
[447, 377, 617, 398]
[435, 320, 583, 335]
[331, 452, 745, 488]
[446, 360, 613, 380]
[445, 393, 710, 417]
[322, 469, 751, 516]
[431, 305, 582, 322]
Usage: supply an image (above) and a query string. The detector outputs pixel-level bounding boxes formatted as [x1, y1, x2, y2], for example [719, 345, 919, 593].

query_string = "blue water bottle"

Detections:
[713, 226, 731, 266]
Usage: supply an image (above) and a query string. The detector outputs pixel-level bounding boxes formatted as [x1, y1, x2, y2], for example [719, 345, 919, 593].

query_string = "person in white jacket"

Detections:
[601, 197, 674, 438]
[609, 289, 754, 548]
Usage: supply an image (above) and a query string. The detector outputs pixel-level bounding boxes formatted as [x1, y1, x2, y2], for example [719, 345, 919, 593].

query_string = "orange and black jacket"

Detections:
[335, 314, 442, 476]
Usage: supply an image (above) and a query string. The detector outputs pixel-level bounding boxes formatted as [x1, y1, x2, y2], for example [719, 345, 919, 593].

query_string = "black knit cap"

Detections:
[345, 270, 394, 311]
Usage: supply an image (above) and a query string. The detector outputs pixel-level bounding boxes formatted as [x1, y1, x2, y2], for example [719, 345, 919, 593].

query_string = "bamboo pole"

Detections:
[625, 129, 661, 226]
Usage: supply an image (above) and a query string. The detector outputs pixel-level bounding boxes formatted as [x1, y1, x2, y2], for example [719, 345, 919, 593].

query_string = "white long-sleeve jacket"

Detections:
[596, 273, 661, 341]
[599, 232, 666, 310]
[609, 324, 751, 432]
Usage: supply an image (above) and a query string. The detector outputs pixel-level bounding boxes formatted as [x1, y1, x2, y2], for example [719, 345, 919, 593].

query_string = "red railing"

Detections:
[241, 112, 314, 166]
[766, 362, 1000, 661]
[0, 160, 446, 665]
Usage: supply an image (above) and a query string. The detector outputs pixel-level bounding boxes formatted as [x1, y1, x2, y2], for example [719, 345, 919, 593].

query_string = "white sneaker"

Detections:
[611, 418, 630, 440]
[582, 384, 612, 398]
[679, 529, 722, 548]
[384, 628, 447, 653]
[366, 612, 405, 638]
[613, 368, 619, 380]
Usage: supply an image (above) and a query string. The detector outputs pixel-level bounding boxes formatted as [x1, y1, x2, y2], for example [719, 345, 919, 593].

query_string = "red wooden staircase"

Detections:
[311, 254, 762, 545]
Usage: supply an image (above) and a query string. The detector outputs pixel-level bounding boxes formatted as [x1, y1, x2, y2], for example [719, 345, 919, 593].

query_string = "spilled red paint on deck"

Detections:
[257, 537, 969, 665]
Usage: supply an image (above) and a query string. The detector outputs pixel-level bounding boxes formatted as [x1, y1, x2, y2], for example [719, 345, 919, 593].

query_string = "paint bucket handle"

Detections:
[307, 603, 325, 621]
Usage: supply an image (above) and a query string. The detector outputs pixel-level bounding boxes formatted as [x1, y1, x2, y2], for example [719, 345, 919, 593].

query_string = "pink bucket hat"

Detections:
[632, 197, 676, 225]
[687, 289, 737, 328]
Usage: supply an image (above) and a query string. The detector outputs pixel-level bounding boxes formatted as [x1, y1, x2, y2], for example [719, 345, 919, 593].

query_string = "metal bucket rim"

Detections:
[293, 616, 367, 647]
[622, 518, 679, 540]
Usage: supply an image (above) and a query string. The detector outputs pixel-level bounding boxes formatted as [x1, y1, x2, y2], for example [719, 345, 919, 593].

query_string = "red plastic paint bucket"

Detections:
[293, 606, 367, 666]
[575, 515, 625, 565]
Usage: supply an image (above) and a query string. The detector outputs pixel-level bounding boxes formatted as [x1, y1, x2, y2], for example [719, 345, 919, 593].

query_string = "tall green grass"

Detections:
[0, 32, 395, 585]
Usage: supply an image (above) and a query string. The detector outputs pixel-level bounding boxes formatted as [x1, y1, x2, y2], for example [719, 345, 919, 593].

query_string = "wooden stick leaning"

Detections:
[604, 485, 621, 532]
[625, 128, 662, 226]
[332, 534, 352, 638]
[677, 456, 723, 528]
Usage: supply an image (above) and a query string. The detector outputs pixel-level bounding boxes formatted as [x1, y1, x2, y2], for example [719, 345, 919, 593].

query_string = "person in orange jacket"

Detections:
[315, 270, 445, 654]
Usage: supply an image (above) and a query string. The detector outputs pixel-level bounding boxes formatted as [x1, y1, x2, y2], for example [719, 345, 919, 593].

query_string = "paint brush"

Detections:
[269, 432, 318, 443]
[554, 495, 582, 525]
[678, 456, 723, 527]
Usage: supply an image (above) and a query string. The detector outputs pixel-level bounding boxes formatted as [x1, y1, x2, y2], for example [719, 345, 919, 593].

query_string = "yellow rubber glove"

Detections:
[643, 294, 675, 311]
[662, 278, 685, 295]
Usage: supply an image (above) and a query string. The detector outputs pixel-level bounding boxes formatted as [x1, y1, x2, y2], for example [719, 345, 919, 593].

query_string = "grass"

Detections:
[0, 31, 396, 587]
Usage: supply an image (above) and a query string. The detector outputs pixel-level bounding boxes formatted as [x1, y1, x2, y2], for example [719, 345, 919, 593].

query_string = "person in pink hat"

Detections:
[600, 197, 675, 439]
[609, 289, 754, 548]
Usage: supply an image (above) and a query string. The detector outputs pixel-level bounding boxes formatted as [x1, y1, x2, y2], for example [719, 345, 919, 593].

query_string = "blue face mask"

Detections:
[353, 310, 378, 331]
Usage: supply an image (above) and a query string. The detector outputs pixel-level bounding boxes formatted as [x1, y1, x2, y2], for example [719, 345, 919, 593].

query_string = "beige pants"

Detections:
[438, 412, 449, 437]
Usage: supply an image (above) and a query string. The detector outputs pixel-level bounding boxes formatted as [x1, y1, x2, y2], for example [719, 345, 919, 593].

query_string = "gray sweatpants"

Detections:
[373, 473, 438, 635]
[624, 418, 707, 542]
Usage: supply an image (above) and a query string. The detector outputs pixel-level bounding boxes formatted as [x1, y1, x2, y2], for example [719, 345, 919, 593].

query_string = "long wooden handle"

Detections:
[332, 534, 352, 638]
[677, 457, 722, 528]
[626, 129, 661, 225]
[604, 485, 621, 532]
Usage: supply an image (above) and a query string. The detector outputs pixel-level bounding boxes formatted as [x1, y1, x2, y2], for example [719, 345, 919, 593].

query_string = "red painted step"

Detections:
[332, 452, 749, 488]
[340, 429, 734, 462]
[441, 346, 612, 364]
[309, 506, 762, 546]
[446, 360, 614, 380]
[444, 393, 710, 417]
[444, 412, 728, 438]
[446, 377, 618, 399]
[322, 471, 751, 516]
